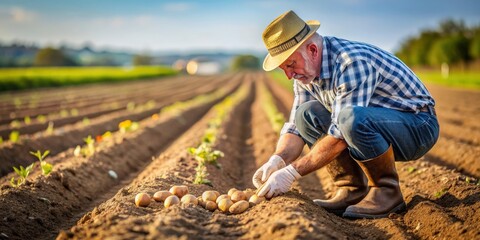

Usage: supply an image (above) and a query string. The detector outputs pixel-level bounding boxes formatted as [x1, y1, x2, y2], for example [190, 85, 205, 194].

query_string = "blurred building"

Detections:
[185, 58, 222, 75]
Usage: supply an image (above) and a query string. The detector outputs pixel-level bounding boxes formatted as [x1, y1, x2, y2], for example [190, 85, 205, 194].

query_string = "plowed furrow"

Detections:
[0, 78, 238, 240]
[57, 78, 255, 239]
[0, 75, 238, 177]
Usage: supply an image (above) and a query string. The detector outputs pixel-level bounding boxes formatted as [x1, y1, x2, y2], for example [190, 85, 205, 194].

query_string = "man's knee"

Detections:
[294, 101, 330, 135]
[337, 106, 370, 140]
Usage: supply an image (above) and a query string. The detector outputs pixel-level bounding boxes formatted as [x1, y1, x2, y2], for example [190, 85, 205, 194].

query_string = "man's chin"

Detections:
[295, 77, 313, 85]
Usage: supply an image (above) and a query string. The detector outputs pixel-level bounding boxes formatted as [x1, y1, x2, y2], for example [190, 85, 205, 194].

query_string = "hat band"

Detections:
[268, 24, 310, 57]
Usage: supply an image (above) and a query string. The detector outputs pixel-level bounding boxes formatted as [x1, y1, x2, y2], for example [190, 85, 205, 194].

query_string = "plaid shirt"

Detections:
[281, 36, 436, 139]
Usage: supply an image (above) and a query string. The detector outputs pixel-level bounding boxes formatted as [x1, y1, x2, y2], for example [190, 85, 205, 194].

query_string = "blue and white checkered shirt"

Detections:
[281, 36, 436, 139]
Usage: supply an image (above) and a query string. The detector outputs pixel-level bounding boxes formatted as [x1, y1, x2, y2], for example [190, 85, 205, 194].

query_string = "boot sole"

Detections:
[342, 201, 406, 219]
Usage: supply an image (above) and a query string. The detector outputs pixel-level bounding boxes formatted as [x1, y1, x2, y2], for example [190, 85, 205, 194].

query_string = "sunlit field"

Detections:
[0, 66, 178, 91]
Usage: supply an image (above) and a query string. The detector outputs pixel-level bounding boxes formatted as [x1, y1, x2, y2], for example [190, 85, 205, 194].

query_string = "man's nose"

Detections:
[283, 69, 294, 80]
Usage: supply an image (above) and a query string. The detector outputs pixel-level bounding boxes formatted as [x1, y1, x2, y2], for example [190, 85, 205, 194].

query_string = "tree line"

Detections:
[395, 19, 480, 68]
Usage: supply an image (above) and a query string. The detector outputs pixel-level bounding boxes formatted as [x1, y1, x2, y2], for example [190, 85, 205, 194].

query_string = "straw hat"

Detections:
[262, 10, 320, 71]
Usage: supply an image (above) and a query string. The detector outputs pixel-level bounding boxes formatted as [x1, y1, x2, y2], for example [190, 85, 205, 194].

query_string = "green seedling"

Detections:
[30, 150, 52, 175]
[193, 163, 212, 185]
[188, 142, 224, 169]
[82, 117, 90, 126]
[434, 189, 447, 198]
[407, 166, 416, 173]
[60, 109, 69, 118]
[0, 136, 3, 144]
[9, 131, 20, 143]
[45, 121, 54, 135]
[118, 120, 139, 133]
[10, 163, 35, 187]
[70, 108, 79, 116]
[24, 116, 31, 125]
[37, 115, 47, 123]
[83, 135, 95, 157]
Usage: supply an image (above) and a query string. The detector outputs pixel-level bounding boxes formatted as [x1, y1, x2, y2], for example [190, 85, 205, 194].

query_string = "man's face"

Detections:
[279, 48, 318, 85]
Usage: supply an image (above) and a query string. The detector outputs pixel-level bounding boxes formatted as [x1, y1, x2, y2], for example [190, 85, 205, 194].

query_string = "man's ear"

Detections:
[307, 43, 318, 58]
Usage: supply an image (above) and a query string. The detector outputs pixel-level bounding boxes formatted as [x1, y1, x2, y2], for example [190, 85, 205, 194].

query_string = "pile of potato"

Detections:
[134, 185, 266, 214]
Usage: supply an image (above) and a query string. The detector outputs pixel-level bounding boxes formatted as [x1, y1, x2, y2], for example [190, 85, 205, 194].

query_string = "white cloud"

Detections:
[162, 2, 193, 12]
[9, 7, 36, 22]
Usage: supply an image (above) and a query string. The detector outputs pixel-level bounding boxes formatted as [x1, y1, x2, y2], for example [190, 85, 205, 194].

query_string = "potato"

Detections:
[153, 191, 172, 202]
[243, 189, 255, 200]
[202, 191, 218, 202]
[229, 200, 249, 214]
[231, 191, 247, 202]
[135, 193, 151, 207]
[212, 190, 221, 198]
[216, 194, 230, 204]
[218, 198, 234, 212]
[249, 194, 266, 205]
[181, 194, 198, 205]
[205, 200, 217, 211]
[169, 185, 189, 198]
[227, 188, 238, 197]
[197, 196, 206, 207]
[164, 195, 180, 208]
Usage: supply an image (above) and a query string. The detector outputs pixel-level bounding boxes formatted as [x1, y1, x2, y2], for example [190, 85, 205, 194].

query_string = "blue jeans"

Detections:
[295, 101, 440, 161]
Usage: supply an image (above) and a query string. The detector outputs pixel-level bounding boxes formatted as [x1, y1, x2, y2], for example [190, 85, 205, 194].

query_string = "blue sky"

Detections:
[0, 0, 479, 54]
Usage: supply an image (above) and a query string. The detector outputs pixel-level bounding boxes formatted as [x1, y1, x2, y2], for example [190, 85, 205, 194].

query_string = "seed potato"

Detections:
[249, 194, 266, 205]
[231, 191, 247, 202]
[229, 200, 249, 214]
[243, 189, 255, 200]
[135, 193, 151, 207]
[218, 198, 234, 212]
[181, 194, 198, 205]
[153, 191, 172, 202]
[164, 195, 180, 208]
[216, 194, 230, 204]
[205, 200, 217, 211]
[197, 196, 206, 207]
[202, 191, 218, 202]
[227, 188, 238, 197]
[169, 185, 189, 198]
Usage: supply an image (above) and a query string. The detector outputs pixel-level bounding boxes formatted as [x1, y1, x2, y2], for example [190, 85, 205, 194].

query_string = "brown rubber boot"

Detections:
[343, 146, 406, 219]
[313, 149, 368, 216]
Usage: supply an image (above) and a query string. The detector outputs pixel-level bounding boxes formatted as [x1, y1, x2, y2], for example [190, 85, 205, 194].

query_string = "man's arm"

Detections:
[292, 135, 347, 176]
[273, 133, 305, 164]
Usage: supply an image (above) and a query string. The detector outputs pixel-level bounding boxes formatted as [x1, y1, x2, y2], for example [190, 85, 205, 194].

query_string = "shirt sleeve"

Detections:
[280, 80, 315, 136]
[328, 60, 379, 138]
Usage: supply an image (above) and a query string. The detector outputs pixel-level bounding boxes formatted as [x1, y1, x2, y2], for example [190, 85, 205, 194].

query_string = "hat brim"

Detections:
[263, 20, 321, 71]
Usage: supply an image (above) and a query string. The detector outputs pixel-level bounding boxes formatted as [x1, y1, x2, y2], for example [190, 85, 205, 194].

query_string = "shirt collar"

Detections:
[319, 37, 332, 80]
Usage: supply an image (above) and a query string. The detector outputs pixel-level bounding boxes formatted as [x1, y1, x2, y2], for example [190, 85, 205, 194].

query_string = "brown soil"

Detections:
[0, 72, 478, 240]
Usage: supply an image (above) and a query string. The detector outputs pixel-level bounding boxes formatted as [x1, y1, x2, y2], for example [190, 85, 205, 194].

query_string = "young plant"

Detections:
[9, 131, 20, 143]
[118, 120, 139, 133]
[30, 150, 52, 175]
[193, 163, 211, 185]
[188, 142, 224, 168]
[10, 163, 35, 187]
[45, 121, 54, 135]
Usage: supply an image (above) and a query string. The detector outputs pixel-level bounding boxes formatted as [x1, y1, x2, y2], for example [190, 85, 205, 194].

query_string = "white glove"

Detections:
[252, 155, 286, 188]
[257, 165, 301, 199]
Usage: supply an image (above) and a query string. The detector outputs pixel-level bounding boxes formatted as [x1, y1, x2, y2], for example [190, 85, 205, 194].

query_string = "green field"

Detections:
[269, 69, 480, 91]
[0, 66, 178, 91]
[415, 70, 480, 90]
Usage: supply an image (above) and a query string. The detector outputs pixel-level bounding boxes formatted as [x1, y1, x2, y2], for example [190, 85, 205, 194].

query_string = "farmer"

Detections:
[253, 10, 439, 219]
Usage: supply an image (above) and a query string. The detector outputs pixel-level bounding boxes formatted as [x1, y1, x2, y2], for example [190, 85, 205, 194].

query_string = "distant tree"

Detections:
[231, 55, 260, 70]
[34, 47, 76, 66]
[428, 35, 469, 66]
[132, 54, 153, 66]
[469, 27, 480, 59]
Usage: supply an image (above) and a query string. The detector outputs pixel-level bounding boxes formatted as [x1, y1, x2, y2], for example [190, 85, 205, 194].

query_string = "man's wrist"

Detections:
[285, 164, 302, 179]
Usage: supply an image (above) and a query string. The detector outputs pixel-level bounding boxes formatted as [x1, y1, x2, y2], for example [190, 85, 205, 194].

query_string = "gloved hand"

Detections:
[257, 165, 301, 199]
[252, 155, 286, 188]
